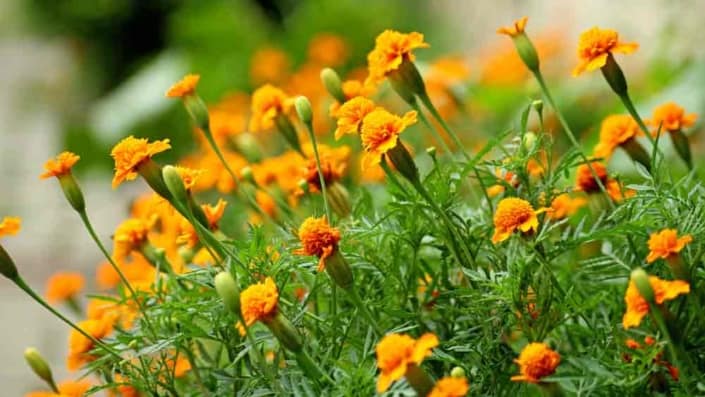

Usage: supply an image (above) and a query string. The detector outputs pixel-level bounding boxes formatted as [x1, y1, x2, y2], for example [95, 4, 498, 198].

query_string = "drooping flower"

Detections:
[165, 74, 200, 98]
[375, 332, 439, 393]
[548, 193, 587, 220]
[293, 216, 341, 271]
[623, 275, 690, 329]
[593, 114, 641, 159]
[360, 108, 417, 170]
[45, 272, 85, 304]
[574, 160, 608, 193]
[511, 342, 560, 383]
[0, 216, 21, 238]
[249, 84, 291, 132]
[492, 197, 546, 244]
[573, 27, 638, 76]
[333, 96, 376, 140]
[647, 102, 697, 135]
[40, 152, 80, 179]
[428, 376, 470, 397]
[110, 136, 171, 188]
[497, 16, 528, 37]
[366, 30, 429, 85]
[646, 229, 693, 263]
[239, 277, 279, 326]
[67, 318, 113, 370]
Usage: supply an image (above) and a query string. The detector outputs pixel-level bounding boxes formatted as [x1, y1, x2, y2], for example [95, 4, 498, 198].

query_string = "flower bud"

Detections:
[0, 244, 19, 280]
[240, 166, 255, 185]
[183, 95, 210, 132]
[297, 179, 309, 195]
[264, 312, 303, 353]
[387, 142, 419, 183]
[24, 347, 56, 389]
[274, 114, 303, 154]
[294, 96, 313, 128]
[320, 68, 346, 103]
[426, 146, 437, 160]
[450, 366, 466, 378]
[523, 132, 537, 152]
[512, 34, 540, 73]
[162, 165, 189, 207]
[214, 271, 240, 315]
[57, 174, 85, 213]
[326, 182, 351, 218]
[631, 268, 654, 303]
[601, 54, 628, 97]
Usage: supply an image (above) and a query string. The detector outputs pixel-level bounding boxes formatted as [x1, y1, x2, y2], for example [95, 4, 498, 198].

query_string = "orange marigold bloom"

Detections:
[574, 160, 608, 193]
[203, 199, 227, 230]
[333, 96, 376, 140]
[0, 216, 21, 238]
[113, 218, 151, 262]
[573, 27, 638, 76]
[293, 216, 341, 271]
[301, 145, 350, 192]
[605, 179, 635, 203]
[428, 376, 469, 397]
[174, 166, 204, 190]
[165, 74, 200, 98]
[26, 379, 92, 397]
[594, 114, 640, 159]
[40, 151, 80, 179]
[240, 277, 279, 326]
[307, 33, 349, 66]
[249, 84, 291, 132]
[360, 108, 417, 170]
[492, 197, 545, 244]
[250, 47, 290, 85]
[165, 355, 192, 378]
[511, 342, 560, 383]
[647, 102, 697, 134]
[366, 30, 429, 85]
[497, 16, 528, 37]
[548, 193, 587, 220]
[67, 318, 113, 370]
[45, 272, 85, 304]
[110, 136, 171, 188]
[646, 229, 693, 263]
[625, 339, 641, 349]
[375, 332, 438, 393]
[623, 275, 690, 329]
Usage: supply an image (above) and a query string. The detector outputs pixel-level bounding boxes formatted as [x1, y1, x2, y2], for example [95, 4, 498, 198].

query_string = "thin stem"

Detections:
[348, 288, 383, 337]
[410, 101, 455, 158]
[302, 121, 332, 222]
[295, 350, 334, 385]
[649, 306, 695, 394]
[619, 93, 655, 145]
[418, 92, 472, 161]
[380, 159, 411, 196]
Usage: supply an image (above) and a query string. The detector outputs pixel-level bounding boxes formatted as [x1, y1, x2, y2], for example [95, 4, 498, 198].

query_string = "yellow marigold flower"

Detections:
[492, 197, 546, 244]
[113, 218, 152, 262]
[360, 108, 417, 170]
[647, 102, 697, 134]
[110, 136, 171, 188]
[646, 229, 693, 263]
[593, 114, 640, 159]
[45, 272, 85, 304]
[165, 355, 192, 378]
[26, 379, 92, 397]
[203, 199, 227, 230]
[87, 297, 137, 330]
[333, 96, 376, 140]
[511, 342, 560, 383]
[574, 160, 608, 193]
[40, 152, 80, 179]
[307, 33, 349, 66]
[497, 16, 528, 37]
[249, 84, 291, 132]
[376, 332, 438, 393]
[605, 179, 635, 203]
[174, 166, 204, 190]
[301, 146, 349, 192]
[0, 216, 21, 238]
[428, 376, 469, 397]
[366, 30, 429, 85]
[572, 27, 638, 76]
[250, 47, 290, 85]
[165, 74, 200, 98]
[293, 216, 341, 272]
[240, 277, 279, 326]
[623, 275, 690, 329]
[67, 318, 112, 370]
[548, 193, 587, 220]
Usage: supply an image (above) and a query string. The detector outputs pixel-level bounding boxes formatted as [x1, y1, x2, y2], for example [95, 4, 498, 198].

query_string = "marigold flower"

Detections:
[497, 16, 528, 37]
[110, 136, 171, 188]
[625, 339, 641, 349]
[40, 152, 80, 179]
[113, 218, 152, 262]
[548, 193, 587, 220]
[45, 272, 85, 304]
[646, 229, 693, 263]
[26, 379, 92, 397]
[67, 318, 113, 370]
[333, 96, 376, 140]
[203, 199, 227, 230]
[250, 47, 290, 85]
[492, 197, 546, 244]
[366, 30, 429, 85]
[359, 108, 417, 170]
[623, 275, 690, 329]
[573, 27, 638, 76]
[593, 114, 641, 159]
[165, 74, 200, 98]
[647, 102, 697, 134]
[249, 84, 291, 132]
[574, 160, 608, 193]
[173, 166, 203, 190]
[605, 179, 636, 203]
[511, 342, 560, 383]
[165, 355, 192, 378]
[307, 33, 349, 66]
[240, 277, 279, 326]
[0, 216, 21, 238]
[428, 376, 469, 397]
[375, 332, 438, 393]
[293, 216, 341, 271]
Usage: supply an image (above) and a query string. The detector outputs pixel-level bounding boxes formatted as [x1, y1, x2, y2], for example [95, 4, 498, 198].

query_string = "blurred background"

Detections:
[0, 0, 703, 394]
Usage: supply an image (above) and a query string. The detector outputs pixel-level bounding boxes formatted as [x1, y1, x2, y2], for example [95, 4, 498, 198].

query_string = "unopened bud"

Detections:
[297, 179, 309, 195]
[631, 268, 654, 303]
[450, 366, 466, 378]
[162, 165, 189, 206]
[24, 348, 56, 389]
[295, 96, 313, 127]
[523, 132, 537, 151]
[426, 146, 437, 159]
[531, 99, 543, 119]
[58, 174, 85, 213]
[320, 68, 346, 103]
[215, 271, 240, 314]
[240, 166, 255, 184]
[183, 95, 210, 132]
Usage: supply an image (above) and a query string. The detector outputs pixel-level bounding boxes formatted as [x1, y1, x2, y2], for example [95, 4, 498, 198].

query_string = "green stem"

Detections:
[348, 288, 383, 337]
[418, 92, 471, 161]
[619, 93, 654, 145]
[410, 101, 455, 158]
[295, 350, 334, 385]
[302, 120, 332, 222]
[380, 159, 411, 196]
[649, 305, 695, 394]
